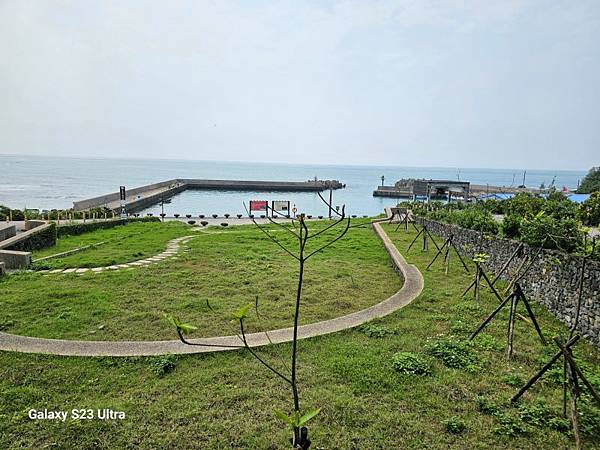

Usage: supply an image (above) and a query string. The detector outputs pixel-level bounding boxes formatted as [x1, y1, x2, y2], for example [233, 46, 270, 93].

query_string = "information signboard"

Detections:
[249, 200, 268, 212]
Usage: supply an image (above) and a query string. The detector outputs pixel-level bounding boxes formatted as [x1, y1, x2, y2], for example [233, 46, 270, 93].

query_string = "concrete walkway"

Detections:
[36, 236, 195, 275]
[0, 223, 423, 356]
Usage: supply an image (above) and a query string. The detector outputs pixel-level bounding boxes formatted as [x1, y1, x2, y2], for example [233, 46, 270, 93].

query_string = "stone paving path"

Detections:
[0, 223, 423, 356]
[36, 236, 195, 275]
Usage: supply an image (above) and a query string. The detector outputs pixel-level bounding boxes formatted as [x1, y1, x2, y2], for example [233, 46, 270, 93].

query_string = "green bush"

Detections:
[543, 192, 578, 219]
[493, 413, 530, 436]
[475, 395, 499, 415]
[391, 352, 432, 376]
[501, 214, 522, 238]
[519, 213, 582, 252]
[359, 323, 395, 338]
[425, 338, 479, 371]
[149, 355, 178, 377]
[577, 166, 600, 194]
[578, 192, 600, 226]
[427, 207, 498, 234]
[580, 401, 600, 436]
[57, 217, 160, 237]
[0, 205, 10, 221]
[479, 198, 505, 214]
[442, 416, 467, 434]
[504, 193, 545, 218]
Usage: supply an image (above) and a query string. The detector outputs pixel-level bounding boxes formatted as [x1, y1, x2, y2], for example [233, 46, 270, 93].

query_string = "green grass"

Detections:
[0, 220, 400, 340]
[0, 223, 598, 448]
[31, 221, 192, 269]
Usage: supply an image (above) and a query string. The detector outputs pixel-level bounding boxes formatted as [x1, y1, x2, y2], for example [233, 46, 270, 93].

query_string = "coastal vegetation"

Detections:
[408, 192, 599, 258]
[578, 167, 600, 194]
[0, 222, 598, 448]
[0, 205, 115, 222]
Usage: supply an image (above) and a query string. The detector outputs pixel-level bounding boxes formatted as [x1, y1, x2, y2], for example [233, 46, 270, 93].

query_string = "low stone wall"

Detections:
[24, 220, 46, 231]
[0, 223, 57, 252]
[0, 224, 16, 242]
[0, 250, 32, 269]
[417, 218, 600, 347]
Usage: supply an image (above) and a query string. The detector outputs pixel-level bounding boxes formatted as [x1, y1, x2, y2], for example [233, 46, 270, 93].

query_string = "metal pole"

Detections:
[328, 188, 332, 219]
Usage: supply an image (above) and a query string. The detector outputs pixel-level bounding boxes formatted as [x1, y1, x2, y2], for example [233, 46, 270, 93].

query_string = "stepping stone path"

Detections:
[37, 236, 195, 275]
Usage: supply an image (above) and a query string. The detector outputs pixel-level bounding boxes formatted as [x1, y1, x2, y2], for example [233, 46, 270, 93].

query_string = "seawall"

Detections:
[73, 178, 344, 213]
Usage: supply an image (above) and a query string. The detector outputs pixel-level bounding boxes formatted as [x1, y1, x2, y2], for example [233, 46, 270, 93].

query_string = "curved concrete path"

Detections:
[0, 223, 423, 356]
[37, 236, 195, 275]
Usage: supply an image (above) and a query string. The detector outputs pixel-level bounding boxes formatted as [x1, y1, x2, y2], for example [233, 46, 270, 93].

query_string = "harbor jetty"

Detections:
[373, 179, 471, 201]
[73, 178, 344, 213]
[373, 178, 542, 201]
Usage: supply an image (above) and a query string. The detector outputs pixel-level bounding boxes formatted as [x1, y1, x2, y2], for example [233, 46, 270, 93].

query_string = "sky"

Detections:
[0, 0, 598, 170]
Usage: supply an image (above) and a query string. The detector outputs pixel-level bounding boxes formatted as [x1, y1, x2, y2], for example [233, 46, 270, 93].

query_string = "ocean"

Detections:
[0, 154, 588, 217]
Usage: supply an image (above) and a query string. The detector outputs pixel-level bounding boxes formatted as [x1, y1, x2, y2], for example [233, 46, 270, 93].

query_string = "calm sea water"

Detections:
[0, 154, 587, 217]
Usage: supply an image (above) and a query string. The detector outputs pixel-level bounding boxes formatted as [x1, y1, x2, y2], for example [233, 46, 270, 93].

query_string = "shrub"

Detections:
[505, 193, 545, 218]
[519, 213, 582, 252]
[475, 395, 499, 415]
[200, 221, 208, 226]
[358, 323, 395, 338]
[391, 352, 432, 376]
[493, 413, 529, 436]
[501, 214, 522, 238]
[187, 220, 196, 225]
[425, 338, 479, 371]
[579, 401, 600, 436]
[479, 198, 505, 214]
[577, 166, 600, 194]
[543, 192, 578, 219]
[502, 373, 525, 387]
[427, 207, 498, 233]
[442, 417, 466, 434]
[56, 217, 159, 237]
[149, 355, 177, 377]
[0, 205, 11, 221]
[578, 192, 600, 226]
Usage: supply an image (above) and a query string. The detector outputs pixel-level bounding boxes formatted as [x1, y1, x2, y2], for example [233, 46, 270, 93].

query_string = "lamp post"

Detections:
[381, 175, 385, 187]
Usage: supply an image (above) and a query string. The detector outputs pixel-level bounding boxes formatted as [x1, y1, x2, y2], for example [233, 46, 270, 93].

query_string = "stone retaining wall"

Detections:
[418, 218, 600, 348]
[0, 223, 57, 252]
[0, 250, 32, 269]
[0, 224, 16, 242]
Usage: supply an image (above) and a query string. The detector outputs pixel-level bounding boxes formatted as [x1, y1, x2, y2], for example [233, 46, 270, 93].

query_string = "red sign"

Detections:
[249, 200, 268, 211]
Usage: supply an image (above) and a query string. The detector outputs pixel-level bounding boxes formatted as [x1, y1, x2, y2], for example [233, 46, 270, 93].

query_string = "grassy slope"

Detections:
[0, 224, 598, 449]
[0, 221, 400, 340]
[32, 221, 192, 269]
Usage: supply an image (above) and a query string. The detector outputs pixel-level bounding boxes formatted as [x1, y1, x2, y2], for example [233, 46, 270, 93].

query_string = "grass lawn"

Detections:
[32, 221, 192, 269]
[0, 223, 599, 448]
[0, 220, 400, 340]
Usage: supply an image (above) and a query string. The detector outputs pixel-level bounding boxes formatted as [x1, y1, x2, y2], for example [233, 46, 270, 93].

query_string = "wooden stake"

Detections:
[506, 293, 518, 359]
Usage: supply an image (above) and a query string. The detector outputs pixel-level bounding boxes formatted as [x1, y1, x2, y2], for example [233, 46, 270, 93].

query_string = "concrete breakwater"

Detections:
[73, 178, 345, 213]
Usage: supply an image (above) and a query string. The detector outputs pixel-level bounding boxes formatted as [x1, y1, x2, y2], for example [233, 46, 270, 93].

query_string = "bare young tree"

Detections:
[167, 192, 351, 449]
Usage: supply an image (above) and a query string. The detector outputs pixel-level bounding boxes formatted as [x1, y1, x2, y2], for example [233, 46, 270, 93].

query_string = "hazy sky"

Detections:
[0, 1, 598, 170]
